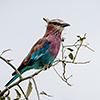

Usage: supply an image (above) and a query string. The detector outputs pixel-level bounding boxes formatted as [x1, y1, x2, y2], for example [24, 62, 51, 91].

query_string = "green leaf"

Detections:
[26, 81, 33, 98]
[68, 53, 74, 60]
[14, 89, 21, 99]
[67, 48, 74, 52]
[7, 96, 11, 100]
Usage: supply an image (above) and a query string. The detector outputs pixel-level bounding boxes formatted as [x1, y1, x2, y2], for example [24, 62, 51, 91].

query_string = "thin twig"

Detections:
[53, 66, 72, 86]
[72, 41, 83, 62]
[40, 91, 53, 97]
[53, 59, 90, 65]
[64, 43, 94, 52]
[62, 43, 64, 59]
[17, 84, 28, 100]
[62, 62, 67, 80]
[0, 49, 11, 56]
[64, 44, 87, 47]
[86, 45, 95, 52]
[0, 56, 22, 79]
[32, 77, 40, 100]
[64, 60, 91, 64]
[52, 60, 59, 66]
[5, 87, 10, 97]
[62, 43, 68, 83]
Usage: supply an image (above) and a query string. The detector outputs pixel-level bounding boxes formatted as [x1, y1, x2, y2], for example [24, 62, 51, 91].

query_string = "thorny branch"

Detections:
[0, 33, 93, 99]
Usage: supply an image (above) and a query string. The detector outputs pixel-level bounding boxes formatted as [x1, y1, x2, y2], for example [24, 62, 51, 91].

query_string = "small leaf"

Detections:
[14, 89, 21, 99]
[7, 96, 11, 100]
[77, 35, 80, 38]
[68, 53, 73, 60]
[6, 59, 14, 63]
[26, 81, 33, 98]
[84, 33, 87, 37]
[40, 91, 53, 97]
[67, 48, 74, 52]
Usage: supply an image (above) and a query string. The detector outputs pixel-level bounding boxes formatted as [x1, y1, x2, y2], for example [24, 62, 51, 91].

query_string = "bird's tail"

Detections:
[5, 74, 19, 87]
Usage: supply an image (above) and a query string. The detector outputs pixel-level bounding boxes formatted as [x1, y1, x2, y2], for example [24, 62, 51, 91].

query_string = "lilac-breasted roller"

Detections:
[5, 18, 70, 87]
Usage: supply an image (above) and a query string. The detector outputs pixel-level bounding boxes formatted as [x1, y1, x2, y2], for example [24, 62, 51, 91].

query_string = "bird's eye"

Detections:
[48, 22, 52, 24]
[53, 22, 58, 25]
[48, 22, 58, 25]
[53, 22, 62, 26]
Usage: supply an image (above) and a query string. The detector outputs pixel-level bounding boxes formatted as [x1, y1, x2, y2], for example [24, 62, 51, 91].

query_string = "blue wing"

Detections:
[5, 39, 55, 87]
[12, 39, 55, 75]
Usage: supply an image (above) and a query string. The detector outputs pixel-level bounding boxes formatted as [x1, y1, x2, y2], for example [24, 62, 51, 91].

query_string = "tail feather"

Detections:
[12, 63, 25, 76]
[5, 65, 32, 87]
[5, 74, 19, 87]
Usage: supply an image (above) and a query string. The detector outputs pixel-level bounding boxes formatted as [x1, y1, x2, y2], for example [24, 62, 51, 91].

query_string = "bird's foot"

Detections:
[43, 64, 52, 70]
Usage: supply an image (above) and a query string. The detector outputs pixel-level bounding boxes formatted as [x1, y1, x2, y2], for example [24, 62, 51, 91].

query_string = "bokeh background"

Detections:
[0, 0, 99, 100]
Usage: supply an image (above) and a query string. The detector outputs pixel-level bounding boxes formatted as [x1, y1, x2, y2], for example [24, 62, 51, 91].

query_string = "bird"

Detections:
[5, 18, 70, 87]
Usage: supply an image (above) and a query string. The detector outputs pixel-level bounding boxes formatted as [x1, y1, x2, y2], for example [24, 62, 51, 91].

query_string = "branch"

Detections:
[53, 66, 72, 86]
[64, 44, 95, 52]
[52, 34, 91, 86]
[0, 33, 93, 99]
[64, 60, 91, 64]
[0, 49, 11, 56]
[4, 88, 10, 97]
[53, 59, 90, 65]
[32, 77, 40, 100]
[72, 41, 83, 62]
[17, 84, 28, 100]
[0, 56, 22, 79]
[0, 66, 45, 97]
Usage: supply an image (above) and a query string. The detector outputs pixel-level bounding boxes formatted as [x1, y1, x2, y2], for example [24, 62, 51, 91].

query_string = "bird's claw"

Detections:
[43, 64, 52, 70]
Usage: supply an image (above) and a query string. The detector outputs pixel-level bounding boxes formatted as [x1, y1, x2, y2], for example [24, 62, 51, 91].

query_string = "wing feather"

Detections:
[23, 37, 47, 65]
[12, 37, 49, 76]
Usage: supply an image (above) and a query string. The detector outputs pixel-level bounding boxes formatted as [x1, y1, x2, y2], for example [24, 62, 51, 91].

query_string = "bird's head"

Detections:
[48, 19, 70, 32]
[43, 18, 70, 34]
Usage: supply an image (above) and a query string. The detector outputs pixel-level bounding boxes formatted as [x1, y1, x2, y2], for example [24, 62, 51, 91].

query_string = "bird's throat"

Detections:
[45, 24, 62, 37]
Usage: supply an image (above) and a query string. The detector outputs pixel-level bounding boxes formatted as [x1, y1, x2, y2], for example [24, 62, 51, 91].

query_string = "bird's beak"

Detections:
[62, 23, 70, 27]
